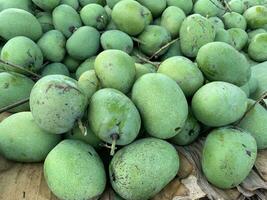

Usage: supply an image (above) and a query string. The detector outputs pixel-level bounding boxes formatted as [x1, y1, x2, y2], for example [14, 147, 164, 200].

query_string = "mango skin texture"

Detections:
[44, 140, 106, 200]
[0, 8, 42, 41]
[202, 127, 257, 189]
[0, 112, 61, 162]
[0, 72, 34, 112]
[131, 73, 188, 139]
[109, 138, 179, 200]
[30, 75, 87, 134]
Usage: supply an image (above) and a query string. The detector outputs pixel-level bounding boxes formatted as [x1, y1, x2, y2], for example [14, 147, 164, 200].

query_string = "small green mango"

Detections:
[109, 138, 179, 200]
[1, 36, 43, 73]
[41, 63, 70, 77]
[38, 30, 66, 62]
[223, 12, 247, 30]
[247, 28, 266, 42]
[228, 0, 245, 13]
[79, 0, 106, 6]
[63, 55, 81, 73]
[166, 0, 193, 15]
[227, 28, 248, 51]
[36, 12, 54, 33]
[30, 75, 87, 134]
[160, 6, 186, 38]
[196, 42, 251, 86]
[80, 4, 109, 30]
[0, 8, 42, 41]
[138, 25, 171, 57]
[131, 73, 188, 139]
[0, 0, 33, 12]
[193, 0, 224, 17]
[89, 88, 141, 145]
[101, 30, 133, 54]
[94, 50, 136, 94]
[0, 72, 34, 112]
[60, 0, 79, 10]
[248, 33, 267, 62]
[0, 112, 61, 162]
[44, 140, 106, 200]
[192, 81, 247, 127]
[66, 26, 100, 60]
[208, 17, 225, 31]
[180, 14, 216, 57]
[75, 57, 96, 79]
[158, 56, 204, 97]
[215, 29, 232, 44]
[111, 0, 150, 36]
[244, 6, 267, 29]
[136, 0, 166, 17]
[202, 127, 257, 189]
[135, 63, 156, 80]
[52, 4, 82, 38]
[32, 0, 60, 11]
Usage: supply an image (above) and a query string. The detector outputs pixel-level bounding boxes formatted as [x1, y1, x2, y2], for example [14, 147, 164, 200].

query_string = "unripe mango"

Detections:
[75, 57, 96, 79]
[136, 0, 166, 17]
[32, 0, 60, 11]
[244, 6, 267, 29]
[0, 0, 33, 12]
[36, 12, 54, 33]
[166, 0, 193, 15]
[41, 63, 70, 77]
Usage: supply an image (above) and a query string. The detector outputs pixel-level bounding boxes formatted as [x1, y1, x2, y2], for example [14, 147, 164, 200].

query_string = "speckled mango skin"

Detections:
[30, 75, 87, 134]
[248, 33, 267, 62]
[238, 99, 267, 149]
[89, 88, 141, 145]
[179, 14, 216, 58]
[1, 36, 43, 74]
[52, 4, 82, 38]
[37, 30, 66, 62]
[44, 140, 106, 200]
[196, 42, 251, 86]
[131, 73, 188, 139]
[192, 81, 248, 127]
[109, 138, 179, 200]
[202, 127, 257, 189]
[111, 0, 149, 36]
[0, 112, 61, 162]
[0, 8, 42, 41]
[244, 6, 267, 29]
[0, 0, 33, 12]
[94, 50, 136, 94]
[0, 72, 34, 112]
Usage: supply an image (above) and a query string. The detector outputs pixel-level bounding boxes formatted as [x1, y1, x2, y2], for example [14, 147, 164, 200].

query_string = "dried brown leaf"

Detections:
[255, 150, 267, 182]
[0, 112, 11, 122]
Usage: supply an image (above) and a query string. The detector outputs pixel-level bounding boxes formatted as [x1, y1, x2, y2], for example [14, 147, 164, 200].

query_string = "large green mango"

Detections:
[244, 6, 267, 29]
[109, 138, 179, 200]
[131, 73, 188, 139]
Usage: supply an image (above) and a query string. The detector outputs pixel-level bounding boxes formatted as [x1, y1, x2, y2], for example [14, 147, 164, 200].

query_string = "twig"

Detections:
[131, 37, 146, 45]
[135, 53, 161, 67]
[149, 38, 179, 60]
[223, 0, 232, 12]
[78, 119, 87, 136]
[0, 98, 29, 114]
[0, 59, 41, 79]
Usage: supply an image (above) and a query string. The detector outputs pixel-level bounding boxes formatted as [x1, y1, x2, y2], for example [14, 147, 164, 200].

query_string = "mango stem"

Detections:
[110, 133, 119, 156]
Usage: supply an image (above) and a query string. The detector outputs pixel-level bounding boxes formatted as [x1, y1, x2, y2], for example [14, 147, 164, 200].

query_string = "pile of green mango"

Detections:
[0, 0, 267, 199]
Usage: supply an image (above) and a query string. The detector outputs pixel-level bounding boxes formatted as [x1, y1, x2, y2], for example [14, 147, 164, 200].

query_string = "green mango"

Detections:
[32, 0, 60, 11]
[75, 57, 96, 79]
[66, 26, 100, 60]
[135, 63, 156, 80]
[1, 36, 43, 73]
[80, 4, 109, 30]
[0, 112, 61, 162]
[247, 28, 266, 42]
[131, 73, 188, 139]
[170, 111, 200, 146]
[100, 30, 133, 54]
[160, 40, 183, 60]
[208, 17, 225, 31]
[228, 0, 245, 13]
[193, 0, 225, 17]
[0, 72, 34, 112]
[138, 25, 171, 57]
[109, 138, 179, 200]
[52, 4, 82, 38]
[36, 12, 54, 33]
[136, 0, 166, 17]
[240, 82, 250, 97]
[166, 0, 193, 15]
[65, 124, 101, 148]
[244, 5, 267, 29]
[106, 0, 122, 8]
[223, 12, 247, 30]
[202, 127, 257, 189]
[248, 33, 267, 62]
[63, 55, 81, 73]
[78, 70, 100, 101]
[105, 19, 118, 30]
[41, 63, 70, 77]
[192, 81, 248, 127]
[94, 50, 136, 94]
[247, 76, 258, 95]
[30, 75, 87, 134]
[158, 56, 204, 97]
[44, 140, 106, 200]
[60, 0, 79, 10]
[142, 5, 153, 26]
[38, 30, 66, 62]
[180, 14, 216, 58]
[215, 29, 232, 44]
[111, 0, 150, 36]
[160, 6, 186, 38]
[228, 28, 248, 51]
[89, 88, 141, 146]
[196, 42, 251, 86]
[241, 51, 259, 66]
[0, 8, 42, 41]
[79, 0, 106, 6]
[0, 0, 33, 12]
